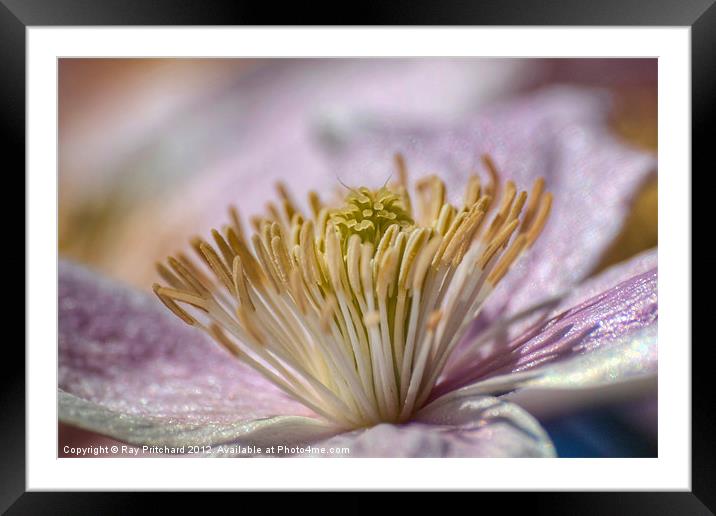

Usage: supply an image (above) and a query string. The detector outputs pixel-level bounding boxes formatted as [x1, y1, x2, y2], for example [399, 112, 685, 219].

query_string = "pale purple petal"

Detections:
[434, 250, 657, 399]
[304, 396, 554, 457]
[557, 247, 657, 308]
[59, 390, 337, 449]
[227, 59, 529, 154]
[59, 260, 316, 427]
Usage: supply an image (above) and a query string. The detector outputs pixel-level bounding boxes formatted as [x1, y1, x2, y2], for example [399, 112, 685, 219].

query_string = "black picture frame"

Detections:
[7, 0, 708, 512]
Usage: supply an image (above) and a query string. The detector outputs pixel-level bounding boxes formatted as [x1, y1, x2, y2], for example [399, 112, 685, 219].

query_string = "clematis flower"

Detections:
[58, 86, 657, 457]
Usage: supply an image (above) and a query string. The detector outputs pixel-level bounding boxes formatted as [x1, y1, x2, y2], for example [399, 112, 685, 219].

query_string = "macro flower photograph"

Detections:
[58, 57, 658, 458]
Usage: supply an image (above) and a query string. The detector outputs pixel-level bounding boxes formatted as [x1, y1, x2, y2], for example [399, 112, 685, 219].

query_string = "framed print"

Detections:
[7, 0, 710, 511]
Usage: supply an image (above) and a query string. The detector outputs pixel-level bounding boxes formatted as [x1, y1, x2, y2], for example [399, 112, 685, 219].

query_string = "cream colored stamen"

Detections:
[154, 153, 551, 428]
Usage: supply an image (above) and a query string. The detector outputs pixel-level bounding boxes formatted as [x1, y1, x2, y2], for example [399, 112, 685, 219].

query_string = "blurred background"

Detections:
[58, 58, 657, 457]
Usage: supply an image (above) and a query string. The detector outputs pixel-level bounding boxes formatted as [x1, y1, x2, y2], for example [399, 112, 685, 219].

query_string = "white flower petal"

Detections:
[303, 395, 555, 458]
[59, 390, 338, 450]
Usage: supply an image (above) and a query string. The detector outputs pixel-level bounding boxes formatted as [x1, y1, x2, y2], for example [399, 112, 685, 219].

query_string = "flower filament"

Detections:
[154, 154, 552, 429]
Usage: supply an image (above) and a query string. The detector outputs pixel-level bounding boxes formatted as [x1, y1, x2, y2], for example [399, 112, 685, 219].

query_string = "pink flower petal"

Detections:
[59, 260, 316, 426]
[434, 249, 657, 399]
[304, 395, 555, 457]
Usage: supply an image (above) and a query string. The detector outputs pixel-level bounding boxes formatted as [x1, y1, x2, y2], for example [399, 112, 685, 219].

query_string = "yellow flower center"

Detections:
[330, 186, 414, 246]
[153, 153, 552, 429]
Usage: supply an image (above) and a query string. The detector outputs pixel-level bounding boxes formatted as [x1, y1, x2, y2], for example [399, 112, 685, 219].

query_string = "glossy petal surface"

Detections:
[59, 390, 336, 449]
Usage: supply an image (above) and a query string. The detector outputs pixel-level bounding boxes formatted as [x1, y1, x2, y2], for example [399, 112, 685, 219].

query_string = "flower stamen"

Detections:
[154, 153, 551, 429]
